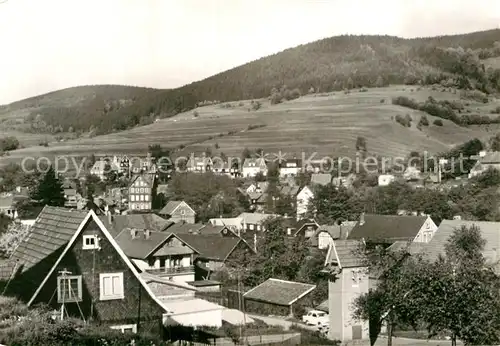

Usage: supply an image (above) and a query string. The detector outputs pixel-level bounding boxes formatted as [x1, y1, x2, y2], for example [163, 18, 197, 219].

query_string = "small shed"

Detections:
[243, 278, 316, 317]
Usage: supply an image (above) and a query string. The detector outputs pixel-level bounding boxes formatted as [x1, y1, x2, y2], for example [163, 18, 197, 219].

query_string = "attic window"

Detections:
[180, 210, 185, 215]
[83, 235, 99, 250]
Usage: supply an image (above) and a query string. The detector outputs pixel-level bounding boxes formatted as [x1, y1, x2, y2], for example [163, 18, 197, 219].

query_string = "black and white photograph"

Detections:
[0, 0, 499, 345]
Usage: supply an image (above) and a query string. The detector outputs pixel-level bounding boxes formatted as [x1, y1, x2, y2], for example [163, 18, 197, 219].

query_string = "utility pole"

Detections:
[58, 269, 72, 321]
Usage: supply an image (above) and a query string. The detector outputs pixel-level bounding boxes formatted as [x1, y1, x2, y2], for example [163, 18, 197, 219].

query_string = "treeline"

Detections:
[13, 30, 500, 135]
[392, 95, 500, 126]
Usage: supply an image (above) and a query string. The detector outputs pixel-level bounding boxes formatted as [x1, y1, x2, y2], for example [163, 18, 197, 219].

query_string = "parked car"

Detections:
[302, 310, 329, 326]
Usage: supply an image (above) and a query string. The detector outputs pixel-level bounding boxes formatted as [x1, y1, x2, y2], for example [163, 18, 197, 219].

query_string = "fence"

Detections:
[195, 289, 245, 310]
[174, 332, 301, 345]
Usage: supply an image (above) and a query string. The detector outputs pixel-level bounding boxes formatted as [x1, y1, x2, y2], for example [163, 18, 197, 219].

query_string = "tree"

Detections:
[310, 185, 361, 223]
[489, 132, 500, 151]
[31, 166, 65, 207]
[0, 136, 19, 151]
[356, 136, 367, 153]
[375, 76, 385, 88]
[352, 246, 417, 346]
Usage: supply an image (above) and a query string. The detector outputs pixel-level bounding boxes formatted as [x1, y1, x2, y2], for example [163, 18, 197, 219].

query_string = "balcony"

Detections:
[145, 265, 195, 276]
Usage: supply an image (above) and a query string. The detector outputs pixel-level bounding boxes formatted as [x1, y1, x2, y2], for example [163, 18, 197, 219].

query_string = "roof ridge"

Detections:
[268, 278, 314, 286]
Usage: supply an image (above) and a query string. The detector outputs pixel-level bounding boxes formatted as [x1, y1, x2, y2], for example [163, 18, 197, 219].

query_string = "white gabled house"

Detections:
[296, 186, 314, 221]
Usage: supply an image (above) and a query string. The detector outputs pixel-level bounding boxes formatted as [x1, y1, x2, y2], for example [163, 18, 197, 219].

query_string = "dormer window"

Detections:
[83, 235, 99, 250]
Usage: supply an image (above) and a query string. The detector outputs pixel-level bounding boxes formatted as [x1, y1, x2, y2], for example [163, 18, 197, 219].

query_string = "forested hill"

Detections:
[3, 29, 500, 136]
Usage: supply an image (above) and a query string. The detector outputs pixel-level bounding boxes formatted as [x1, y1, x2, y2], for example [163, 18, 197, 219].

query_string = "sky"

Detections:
[0, 0, 499, 104]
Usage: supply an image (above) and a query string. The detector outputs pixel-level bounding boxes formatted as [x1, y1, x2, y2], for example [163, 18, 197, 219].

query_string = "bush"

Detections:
[252, 101, 262, 110]
[0, 137, 19, 151]
[193, 111, 199, 117]
[418, 115, 429, 126]
[491, 106, 500, 114]
[434, 119, 444, 126]
[392, 96, 419, 110]
[395, 114, 412, 127]
[460, 89, 489, 103]
[380, 99, 385, 103]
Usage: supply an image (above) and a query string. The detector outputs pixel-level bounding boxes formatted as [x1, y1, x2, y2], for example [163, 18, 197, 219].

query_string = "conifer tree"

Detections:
[32, 165, 65, 207]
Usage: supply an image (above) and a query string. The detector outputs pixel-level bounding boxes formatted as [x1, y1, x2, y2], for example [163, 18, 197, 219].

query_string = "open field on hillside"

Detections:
[1, 86, 499, 171]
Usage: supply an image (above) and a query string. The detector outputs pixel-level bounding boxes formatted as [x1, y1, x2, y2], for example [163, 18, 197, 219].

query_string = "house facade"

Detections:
[377, 174, 395, 186]
[468, 151, 500, 178]
[186, 155, 213, 173]
[296, 186, 314, 221]
[115, 230, 197, 283]
[279, 159, 301, 177]
[324, 240, 369, 342]
[159, 201, 196, 224]
[26, 211, 168, 334]
[128, 174, 155, 211]
[242, 158, 268, 178]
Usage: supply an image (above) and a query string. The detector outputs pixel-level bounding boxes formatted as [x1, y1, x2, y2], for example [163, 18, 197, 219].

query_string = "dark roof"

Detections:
[11, 206, 88, 273]
[348, 214, 428, 243]
[387, 241, 429, 255]
[244, 278, 316, 306]
[114, 229, 172, 259]
[167, 223, 205, 234]
[160, 201, 182, 215]
[325, 239, 367, 268]
[316, 299, 329, 313]
[0, 259, 21, 281]
[198, 225, 236, 236]
[294, 219, 318, 235]
[424, 220, 500, 263]
[99, 214, 173, 237]
[175, 233, 243, 261]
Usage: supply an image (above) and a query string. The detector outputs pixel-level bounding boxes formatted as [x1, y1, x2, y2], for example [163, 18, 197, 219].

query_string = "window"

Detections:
[110, 324, 137, 334]
[130, 195, 136, 202]
[140, 188, 144, 193]
[145, 195, 149, 201]
[180, 209, 185, 215]
[249, 224, 254, 230]
[140, 195, 144, 201]
[130, 188, 135, 193]
[144, 187, 149, 193]
[352, 270, 361, 287]
[100, 273, 124, 300]
[57, 275, 82, 303]
[257, 225, 261, 231]
[83, 235, 99, 250]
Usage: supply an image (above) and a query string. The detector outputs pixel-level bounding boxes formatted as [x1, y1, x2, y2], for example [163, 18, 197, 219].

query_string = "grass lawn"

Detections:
[0, 85, 497, 171]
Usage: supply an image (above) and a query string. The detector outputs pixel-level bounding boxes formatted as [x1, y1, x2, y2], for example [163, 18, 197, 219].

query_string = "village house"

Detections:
[347, 213, 438, 246]
[296, 186, 314, 221]
[323, 239, 369, 342]
[3, 206, 226, 332]
[114, 229, 197, 283]
[168, 223, 237, 238]
[90, 158, 120, 180]
[128, 173, 155, 211]
[129, 154, 158, 176]
[111, 155, 130, 174]
[310, 222, 357, 249]
[304, 159, 330, 173]
[209, 217, 244, 235]
[242, 157, 268, 178]
[186, 155, 213, 173]
[377, 174, 395, 186]
[332, 174, 356, 189]
[283, 218, 319, 238]
[100, 213, 174, 236]
[310, 173, 333, 187]
[423, 219, 500, 263]
[237, 212, 278, 232]
[403, 166, 422, 181]
[468, 151, 500, 178]
[63, 188, 81, 208]
[211, 158, 241, 177]
[159, 201, 196, 224]
[243, 278, 316, 317]
[278, 159, 301, 177]
[0, 195, 24, 219]
[174, 233, 254, 280]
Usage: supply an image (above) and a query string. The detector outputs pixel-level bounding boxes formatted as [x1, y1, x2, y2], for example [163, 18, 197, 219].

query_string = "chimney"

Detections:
[359, 212, 365, 226]
[144, 229, 150, 239]
[130, 228, 138, 239]
[253, 233, 257, 252]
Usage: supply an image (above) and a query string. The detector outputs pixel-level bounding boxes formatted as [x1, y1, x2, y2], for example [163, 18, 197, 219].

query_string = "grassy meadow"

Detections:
[1, 85, 500, 171]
